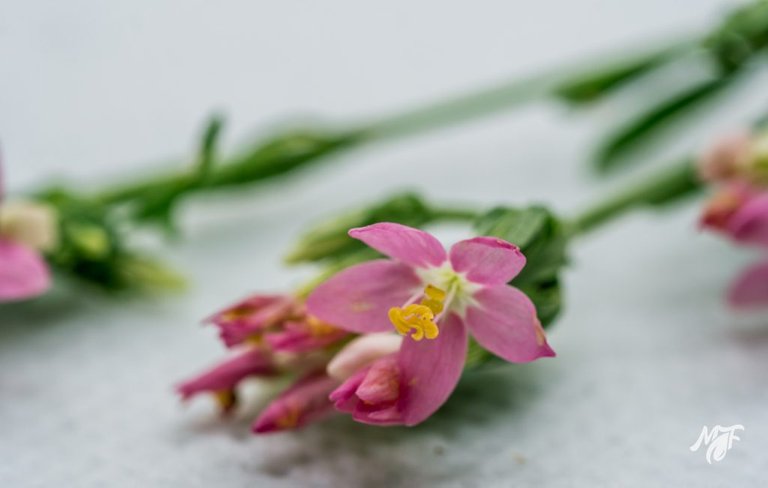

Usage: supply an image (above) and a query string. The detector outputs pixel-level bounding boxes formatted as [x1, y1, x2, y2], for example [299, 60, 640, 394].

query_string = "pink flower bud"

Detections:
[698, 131, 752, 183]
[206, 294, 299, 347]
[176, 348, 277, 413]
[326, 333, 402, 381]
[252, 372, 338, 433]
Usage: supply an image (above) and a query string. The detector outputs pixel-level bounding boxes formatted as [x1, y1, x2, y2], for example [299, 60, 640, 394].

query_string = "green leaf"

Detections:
[474, 206, 549, 249]
[554, 44, 688, 104]
[474, 206, 569, 327]
[593, 77, 731, 173]
[705, 0, 768, 73]
[475, 206, 568, 284]
[517, 278, 562, 328]
[195, 114, 224, 183]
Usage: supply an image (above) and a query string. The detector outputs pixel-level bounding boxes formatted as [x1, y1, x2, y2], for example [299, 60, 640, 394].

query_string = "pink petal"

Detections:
[263, 322, 348, 353]
[252, 372, 338, 433]
[349, 223, 447, 268]
[329, 367, 369, 413]
[465, 285, 555, 362]
[727, 194, 768, 247]
[330, 354, 406, 426]
[398, 313, 468, 426]
[449, 236, 526, 285]
[175, 348, 277, 400]
[0, 238, 50, 302]
[306, 259, 421, 333]
[206, 294, 298, 348]
[728, 261, 768, 308]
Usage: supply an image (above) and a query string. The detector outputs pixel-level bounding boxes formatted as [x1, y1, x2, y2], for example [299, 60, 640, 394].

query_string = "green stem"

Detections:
[91, 38, 699, 209]
[568, 158, 702, 236]
[363, 74, 554, 139]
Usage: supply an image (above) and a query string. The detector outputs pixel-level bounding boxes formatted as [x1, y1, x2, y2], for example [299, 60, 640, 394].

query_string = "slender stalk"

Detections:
[568, 158, 702, 236]
[362, 73, 554, 140]
[90, 38, 698, 209]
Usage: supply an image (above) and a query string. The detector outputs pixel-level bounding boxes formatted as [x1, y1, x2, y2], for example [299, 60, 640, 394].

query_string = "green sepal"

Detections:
[285, 192, 434, 264]
[593, 77, 730, 173]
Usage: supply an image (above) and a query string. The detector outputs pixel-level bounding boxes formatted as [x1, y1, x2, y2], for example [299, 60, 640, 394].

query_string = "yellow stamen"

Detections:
[305, 315, 341, 336]
[388, 285, 447, 341]
[221, 306, 256, 323]
[275, 404, 301, 429]
[424, 284, 446, 302]
[213, 389, 237, 413]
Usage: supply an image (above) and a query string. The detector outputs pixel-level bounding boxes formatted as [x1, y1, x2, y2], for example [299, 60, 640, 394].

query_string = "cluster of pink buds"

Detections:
[178, 223, 555, 433]
[698, 129, 768, 307]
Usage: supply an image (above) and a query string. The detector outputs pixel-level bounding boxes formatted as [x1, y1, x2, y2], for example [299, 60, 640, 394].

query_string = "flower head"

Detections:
[698, 130, 768, 310]
[698, 129, 768, 185]
[307, 223, 554, 425]
[0, 162, 52, 302]
[728, 260, 768, 308]
[701, 183, 768, 247]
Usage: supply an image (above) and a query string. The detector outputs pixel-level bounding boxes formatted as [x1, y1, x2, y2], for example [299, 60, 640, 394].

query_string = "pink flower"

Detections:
[700, 183, 768, 247]
[252, 371, 339, 433]
[176, 347, 278, 413]
[207, 293, 348, 352]
[729, 260, 768, 308]
[0, 163, 51, 302]
[307, 223, 554, 425]
[697, 131, 753, 183]
[700, 182, 768, 309]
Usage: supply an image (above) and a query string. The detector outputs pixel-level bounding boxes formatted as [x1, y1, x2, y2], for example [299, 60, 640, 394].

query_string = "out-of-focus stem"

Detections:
[568, 158, 702, 236]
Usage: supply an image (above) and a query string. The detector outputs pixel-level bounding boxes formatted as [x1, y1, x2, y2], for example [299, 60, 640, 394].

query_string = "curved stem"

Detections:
[568, 158, 702, 237]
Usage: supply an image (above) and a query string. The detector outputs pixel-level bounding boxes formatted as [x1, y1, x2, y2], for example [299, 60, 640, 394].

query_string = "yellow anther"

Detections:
[389, 303, 440, 341]
[275, 405, 301, 429]
[387, 285, 447, 341]
[421, 298, 444, 315]
[221, 305, 256, 323]
[424, 284, 446, 301]
[305, 315, 340, 336]
[213, 389, 237, 413]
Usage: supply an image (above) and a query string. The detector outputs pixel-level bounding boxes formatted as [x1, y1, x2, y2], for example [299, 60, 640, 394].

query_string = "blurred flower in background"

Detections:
[699, 126, 768, 307]
[0, 162, 53, 302]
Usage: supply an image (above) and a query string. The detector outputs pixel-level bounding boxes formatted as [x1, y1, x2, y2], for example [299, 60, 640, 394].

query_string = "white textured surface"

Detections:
[2, 1, 768, 486]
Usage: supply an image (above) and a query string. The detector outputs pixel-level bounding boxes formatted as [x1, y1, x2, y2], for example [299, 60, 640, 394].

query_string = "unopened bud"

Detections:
[327, 333, 402, 381]
[0, 200, 58, 252]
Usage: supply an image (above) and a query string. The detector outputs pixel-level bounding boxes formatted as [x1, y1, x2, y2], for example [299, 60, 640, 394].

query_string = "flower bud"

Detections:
[67, 222, 110, 259]
[326, 333, 402, 381]
[697, 131, 752, 183]
[252, 372, 338, 433]
[698, 129, 768, 186]
[176, 347, 278, 414]
[0, 200, 58, 252]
